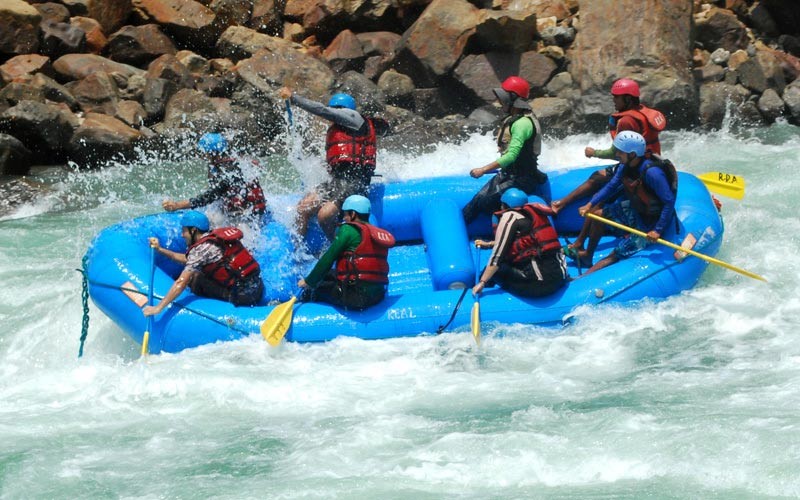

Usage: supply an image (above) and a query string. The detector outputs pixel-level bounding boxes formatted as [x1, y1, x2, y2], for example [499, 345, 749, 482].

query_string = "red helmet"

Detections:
[610, 78, 640, 97]
[501, 76, 530, 99]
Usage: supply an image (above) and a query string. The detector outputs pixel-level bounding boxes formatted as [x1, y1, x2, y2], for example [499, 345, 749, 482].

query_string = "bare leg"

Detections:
[551, 169, 610, 214]
[582, 251, 620, 276]
[317, 201, 341, 240]
[574, 207, 606, 268]
[295, 191, 322, 237]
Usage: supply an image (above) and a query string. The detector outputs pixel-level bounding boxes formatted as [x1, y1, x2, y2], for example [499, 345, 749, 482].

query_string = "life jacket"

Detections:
[610, 105, 666, 154]
[210, 156, 267, 215]
[335, 221, 396, 284]
[493, 203, 561, 264]
[621, 157, 678, 219]
[325, 117, 377, 175]
[495, 114, 542, 177]
[188, 227, 260, 288]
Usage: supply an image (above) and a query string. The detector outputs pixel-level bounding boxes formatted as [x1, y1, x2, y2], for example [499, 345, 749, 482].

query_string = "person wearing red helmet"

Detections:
[462, 75, 549, 224]
[551, 78, 667, 255]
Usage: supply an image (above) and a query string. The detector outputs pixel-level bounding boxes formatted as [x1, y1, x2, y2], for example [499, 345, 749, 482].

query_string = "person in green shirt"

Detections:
[297, 195, 396, 310]
[462, 76, 549, 223]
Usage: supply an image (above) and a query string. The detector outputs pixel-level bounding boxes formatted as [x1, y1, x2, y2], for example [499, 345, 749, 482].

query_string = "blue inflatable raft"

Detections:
[84, 167, 724, 353]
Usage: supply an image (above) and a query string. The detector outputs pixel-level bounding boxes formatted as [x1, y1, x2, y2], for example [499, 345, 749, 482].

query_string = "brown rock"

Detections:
[0, 133, 32, 175]
[324, 29, 365, 73]
[40, 20, 87, 58]
[53, 53, 144, 81]
[454, 51, 556, 102]
[142, 77, 178, 119]
[473, 8, 537, 53]
[70, 17, 107, 54]
[31, 73, 80, 110]
[0, 100, 78, 160]
[115, 99, 146, 127]
[0, 55, 53, 84]
[396, 0, 481, 85]
[0, 82, 46, 106]
[162, 88, 216, 128]
[87, 0, 132, 35]
[146, 54, 193, 88]
[34, 3, 71, 24]
[250, 0, 281, 34]
[235, 47, 335, 102]
[356, 32, 401, 57]
[66, 71, 119, 114]
[68, 112, 142, 166]
[132, 0, 218, 47]
[176, 50, 211, 74]
[217, 25, 303, 61]
[695, 7, 748, 53]
[106, 24, 177, 66]
[0, 0, 42, 56]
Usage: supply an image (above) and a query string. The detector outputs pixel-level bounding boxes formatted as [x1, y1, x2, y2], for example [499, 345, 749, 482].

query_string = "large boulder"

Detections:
[67, 112, 142, 166]
[569, 0, 696, 129]
[235, 47, 336, 102]
[53, 53, 144, 81]
[694, 7, 748, 53]
[454, 51, 556, 103]
[0, 0, 42, 56]
[87, 0, 132, 35]
[216, 25, 303, 61]
[131, 0, 218, 48]
[0, 100, 78, 162]
[395, 0, 481, 86]
[106, 24, 177, 66]
[0, 133, 32, 176]
[0, 55, 54, 84]
[65, 71, 120, 114]
[472, 8, 537, 53]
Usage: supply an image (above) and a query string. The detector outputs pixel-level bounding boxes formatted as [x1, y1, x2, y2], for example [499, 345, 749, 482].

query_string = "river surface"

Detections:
[1, 117, 799, 498]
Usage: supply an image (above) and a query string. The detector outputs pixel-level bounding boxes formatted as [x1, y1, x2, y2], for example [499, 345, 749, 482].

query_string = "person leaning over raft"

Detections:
[472, 188, 568, 298]
[161, 132, 269, 225]
[143, 210, 264, 317]
[297, 195, 396, 310]
[279, 87, 390, 240]
[574, 131, 678, 276]
[551, 78, 666, 216]
[462, 76, 549, 224]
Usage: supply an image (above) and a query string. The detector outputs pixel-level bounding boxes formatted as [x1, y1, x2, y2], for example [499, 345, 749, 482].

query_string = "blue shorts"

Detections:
[602, 199, 650, 259]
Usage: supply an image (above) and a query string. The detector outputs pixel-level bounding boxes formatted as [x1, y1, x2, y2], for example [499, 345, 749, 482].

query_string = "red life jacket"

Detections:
[610, 105, 666, 155]
[188, 227, 260, 288]
[621, 158, 678, 218]
[325, 118, 377, 174]
[210, 157, 267, 216]
[494, 203, 561, 263]
[335, 221, 396, 284]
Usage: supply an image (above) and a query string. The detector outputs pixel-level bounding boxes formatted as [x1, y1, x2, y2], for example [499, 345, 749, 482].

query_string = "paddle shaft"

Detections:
[586, 213, 766, 282]
[142, 246, 156, 357]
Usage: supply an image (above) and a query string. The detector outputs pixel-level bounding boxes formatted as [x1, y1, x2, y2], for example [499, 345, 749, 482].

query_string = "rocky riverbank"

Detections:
[1, 0, 799, 178]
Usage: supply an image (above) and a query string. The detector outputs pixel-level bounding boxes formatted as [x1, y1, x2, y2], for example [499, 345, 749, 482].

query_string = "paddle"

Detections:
[698, 172, 745, 200]
[260, 296, 297, 346]
[471, 247, 481, 345]
[141, 246, 156, 357]
[586, 212, 766, 282]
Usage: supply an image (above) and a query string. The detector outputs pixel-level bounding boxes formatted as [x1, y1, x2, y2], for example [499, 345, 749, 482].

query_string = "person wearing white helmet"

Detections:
[298, 195, 396, 310]
[462, 75, 549, 224]
[161, 132, 268, 224]
[574, 131, 678, 276]
[143, 210, 263, 316]
[278, 87, 390, 240]
[472, 188, 567, 298]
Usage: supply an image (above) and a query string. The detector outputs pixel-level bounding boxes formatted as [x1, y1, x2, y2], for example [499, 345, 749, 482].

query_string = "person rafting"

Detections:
[462, 76, 549, 224]
[279, 87, 390, 240]
[297, 195, 395, 310]
[161, 132, 269, 225]
[142, 210, 264, 316]
[551, 78, 666, 216]
[472, 188, 568, 298]
[574, 131, 677, 276]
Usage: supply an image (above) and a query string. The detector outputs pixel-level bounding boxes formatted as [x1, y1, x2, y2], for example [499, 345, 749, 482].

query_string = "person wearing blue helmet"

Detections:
[298, 195, 396, 310]
[462, 76, 549, 224]
[143, 210, 263, 316]
[574, 130, 678, 276]
[161, 132, 268, 224]
[279, 86, 390, 240]
[472, 188, 567, 298]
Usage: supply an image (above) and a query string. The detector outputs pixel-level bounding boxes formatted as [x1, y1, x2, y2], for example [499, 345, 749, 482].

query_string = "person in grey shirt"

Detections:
[279, 87, 389, 240]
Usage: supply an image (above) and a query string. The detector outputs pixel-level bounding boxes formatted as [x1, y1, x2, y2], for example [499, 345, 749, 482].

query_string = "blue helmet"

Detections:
[180, 210, 210, 231]
[328, 93, 356, 110]
[342, 194, 370, 215]
[500, 188, 528, 208]
[612, 130, 646, 157]
[198, 133, 228, 154]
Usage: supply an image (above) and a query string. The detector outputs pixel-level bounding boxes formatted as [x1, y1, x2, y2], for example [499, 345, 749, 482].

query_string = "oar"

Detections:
[586, 212, 766, 282]
[260, 296, 297, 346]
[141, 246, 156, 357]
[285, 99, 294, 128]
[697, 172, 745, 200]
[471, 247, 481, 345]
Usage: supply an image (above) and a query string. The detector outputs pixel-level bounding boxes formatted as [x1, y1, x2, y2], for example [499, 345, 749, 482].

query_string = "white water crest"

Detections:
[1, 122, 799, 498]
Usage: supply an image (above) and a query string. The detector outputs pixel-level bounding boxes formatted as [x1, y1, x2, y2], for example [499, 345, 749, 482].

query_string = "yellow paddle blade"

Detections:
[698, 172, 745, 200]
[471, 301, 481, 345]
[260, 297, 297, 346]
[141, 330, 150, 358]
[586, 213, 766, 282]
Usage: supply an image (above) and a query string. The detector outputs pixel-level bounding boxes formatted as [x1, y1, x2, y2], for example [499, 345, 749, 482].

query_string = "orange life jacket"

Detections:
[335, 221, 395, 284]
[210, 157, 267, 215]
[494, 203, 561, 263]
[325, 118, 377, 175]
[610, 105, 666, 155]
[621, 158, 678, 218]
[188, 227, 260, 288]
